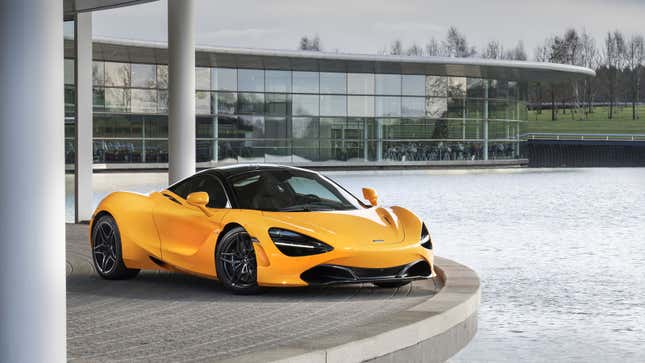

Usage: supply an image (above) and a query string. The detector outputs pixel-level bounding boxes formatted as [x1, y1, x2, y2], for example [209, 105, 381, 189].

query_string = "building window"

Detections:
[375, 74, 401, 95]
[320, 72, 346, 94]
[348, 95, 374, 117]
[292, 71, 319, 93]
[238, 69, 264, 92]
[131, 89, 158, 113]
[375, 96, 401, 117]
[213, 92, 237, 115]
[131, 64, 157, 88]
[196, 67, 212, 90]
[348, 73, 374, 95]
[292, 94, 319, 116]
[213, 68, 237, 91]
[105, 62, 131, 87]
[266, 70, 291, 93]
[402, 75, 425, 96]
[320, 95, 347, 117]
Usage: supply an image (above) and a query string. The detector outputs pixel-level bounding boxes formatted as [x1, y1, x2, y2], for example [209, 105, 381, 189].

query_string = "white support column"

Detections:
[483, 80, 489, 161]
[168, 0, 196, 184]
[75, 12, 93, 222]
[0, 0, 66, 362]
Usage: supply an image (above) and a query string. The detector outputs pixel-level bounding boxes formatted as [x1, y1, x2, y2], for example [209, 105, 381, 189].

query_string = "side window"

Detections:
[168, 175, 200, 199]
[168, 175, 228, 208]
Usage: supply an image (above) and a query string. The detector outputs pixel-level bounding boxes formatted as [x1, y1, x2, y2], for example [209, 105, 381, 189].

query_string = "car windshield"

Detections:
[230, 169, 363, 212]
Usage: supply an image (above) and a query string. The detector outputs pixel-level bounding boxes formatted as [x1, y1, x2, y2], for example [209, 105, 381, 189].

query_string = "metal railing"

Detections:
[522, 133, 645, 142]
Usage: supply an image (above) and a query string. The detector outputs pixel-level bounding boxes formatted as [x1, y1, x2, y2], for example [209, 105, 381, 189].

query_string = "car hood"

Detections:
[261, 207, 406, 246]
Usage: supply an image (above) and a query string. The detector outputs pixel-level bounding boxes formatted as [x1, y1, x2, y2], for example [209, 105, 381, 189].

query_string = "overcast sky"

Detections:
[90, 0, 644, 58]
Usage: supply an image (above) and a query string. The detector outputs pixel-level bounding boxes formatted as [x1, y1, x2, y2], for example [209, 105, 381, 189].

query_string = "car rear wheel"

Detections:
[91, 214, 140, 280]
[215, 226, 261, 294]
[373, 281, 411, 288]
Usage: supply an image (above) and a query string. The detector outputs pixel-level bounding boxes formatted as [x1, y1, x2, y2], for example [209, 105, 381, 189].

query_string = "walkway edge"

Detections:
[221, 256, 480, 363]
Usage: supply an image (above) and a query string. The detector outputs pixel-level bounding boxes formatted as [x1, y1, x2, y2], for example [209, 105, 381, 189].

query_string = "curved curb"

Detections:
[220, 256, 480, 363]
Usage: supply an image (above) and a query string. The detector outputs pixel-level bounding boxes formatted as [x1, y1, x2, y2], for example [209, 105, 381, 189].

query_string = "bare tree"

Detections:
[482, 40, 504, 59]
[627, 35, 644, 119]
[505, 41, 527, 61]
[605, 31, 627, 119]
[579, 30, 600, 116]
[425, 37, 442, 56]
[298, 35, 322, 51]
[406, 43, 424, 56]
[389, 40, 403, 55]
[442, 26, 476, 58]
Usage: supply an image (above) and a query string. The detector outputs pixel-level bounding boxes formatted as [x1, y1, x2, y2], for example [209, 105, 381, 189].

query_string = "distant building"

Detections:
[62, 38, 593, 169]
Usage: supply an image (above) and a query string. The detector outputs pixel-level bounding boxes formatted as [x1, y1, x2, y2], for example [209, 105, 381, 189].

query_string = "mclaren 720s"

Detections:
[90, 164, 434, 293]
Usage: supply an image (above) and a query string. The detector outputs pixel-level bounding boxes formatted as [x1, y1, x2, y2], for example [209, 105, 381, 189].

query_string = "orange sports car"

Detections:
[90, 164, 434, 293]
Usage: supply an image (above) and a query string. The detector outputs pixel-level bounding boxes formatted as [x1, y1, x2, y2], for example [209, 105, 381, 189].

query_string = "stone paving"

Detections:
[66, 224, 441, 362]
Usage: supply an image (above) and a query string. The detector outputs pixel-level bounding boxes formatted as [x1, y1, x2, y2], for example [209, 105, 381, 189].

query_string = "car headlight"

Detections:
[420, 223, 432, 250]
[268, 228, 334, 257]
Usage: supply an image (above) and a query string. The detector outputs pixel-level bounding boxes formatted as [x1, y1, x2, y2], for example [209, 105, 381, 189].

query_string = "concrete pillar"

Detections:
[168, 0, 196, 184]
[0, 0, 66, 362]
[75, 12, 93, 222]
[483, 80, 489, 161]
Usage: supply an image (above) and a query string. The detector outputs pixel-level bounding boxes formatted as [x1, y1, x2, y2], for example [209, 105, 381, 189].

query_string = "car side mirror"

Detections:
[362, 188, 378, 206]
[187, 192, 212, 217]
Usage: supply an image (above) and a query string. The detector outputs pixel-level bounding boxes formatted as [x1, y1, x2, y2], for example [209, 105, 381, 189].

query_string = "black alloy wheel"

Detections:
[215, 226, 261, 294]
[91, 214, 140, 280]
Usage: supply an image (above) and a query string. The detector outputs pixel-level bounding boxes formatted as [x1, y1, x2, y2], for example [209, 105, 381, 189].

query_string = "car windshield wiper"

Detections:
[279, 205, 331, 212]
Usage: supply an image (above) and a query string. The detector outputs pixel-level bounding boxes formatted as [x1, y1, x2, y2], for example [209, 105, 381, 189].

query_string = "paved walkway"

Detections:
[66, 224, 441, 362]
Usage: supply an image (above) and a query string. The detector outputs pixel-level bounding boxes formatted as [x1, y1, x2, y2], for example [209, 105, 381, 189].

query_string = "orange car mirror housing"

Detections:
[362, 187, 378, 206]
[186, 192, 213, 217]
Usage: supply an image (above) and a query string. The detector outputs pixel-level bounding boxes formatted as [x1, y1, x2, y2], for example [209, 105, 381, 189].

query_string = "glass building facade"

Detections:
[64, 56, 529, 166]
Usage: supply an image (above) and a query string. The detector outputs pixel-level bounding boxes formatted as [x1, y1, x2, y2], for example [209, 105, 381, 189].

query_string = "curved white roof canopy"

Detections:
[83, 38, 594, 82]
[64, 0, 158, 20]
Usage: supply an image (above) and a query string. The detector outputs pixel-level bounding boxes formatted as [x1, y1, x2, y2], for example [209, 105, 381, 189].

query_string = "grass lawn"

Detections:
[527, 105, 645, 134]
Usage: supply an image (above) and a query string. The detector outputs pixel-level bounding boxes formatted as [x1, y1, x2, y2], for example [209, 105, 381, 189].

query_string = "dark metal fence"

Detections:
[524, 134, 645, 167]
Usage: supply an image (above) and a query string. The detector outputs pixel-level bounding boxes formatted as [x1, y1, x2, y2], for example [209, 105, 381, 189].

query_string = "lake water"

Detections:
[66, 168, 645, 362]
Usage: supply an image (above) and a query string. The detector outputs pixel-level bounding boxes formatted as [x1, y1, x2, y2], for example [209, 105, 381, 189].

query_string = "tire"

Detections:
[91, 214, 140, 280]
[215, 226, 261, 294]
[373, 281, 411, 288]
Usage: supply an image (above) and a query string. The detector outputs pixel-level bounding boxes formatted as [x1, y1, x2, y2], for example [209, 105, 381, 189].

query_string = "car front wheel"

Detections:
[91, 214, 140, 280]
[215, 226, 261, 294]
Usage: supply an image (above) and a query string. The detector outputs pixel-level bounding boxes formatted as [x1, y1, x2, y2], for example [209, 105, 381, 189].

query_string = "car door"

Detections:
[151, 173, 230, 274]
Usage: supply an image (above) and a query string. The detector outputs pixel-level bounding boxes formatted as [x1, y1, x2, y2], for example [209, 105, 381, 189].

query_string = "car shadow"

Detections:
[67, 269, 438, 303]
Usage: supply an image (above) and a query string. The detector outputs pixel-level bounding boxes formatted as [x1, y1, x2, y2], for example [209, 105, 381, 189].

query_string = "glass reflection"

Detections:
[196, 67, 212, 90]
[292, 71, 319, 93]
[320, 95, 346, 117]
[320, 72, 346, 94]
[105, 62, 130, 87]
[292, 94, 319, 116]
[402, 75, 425, 96]
[213, 92, 237, 115]
[348, 96, 374, 117]
[213, 68, 237, 91]
[348, 73, 374, 94]
[375, 74, 401, 95]
[266, 70, 291, 93]
[131, 89, 157, 113]
[238, 69, 264, 92]
[375, 96, 401, 117]
[132, 64, 156, 88]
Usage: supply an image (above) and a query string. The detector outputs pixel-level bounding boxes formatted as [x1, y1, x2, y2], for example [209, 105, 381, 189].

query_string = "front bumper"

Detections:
[253, 240, 434, 287]
[300, 259, 432, 286]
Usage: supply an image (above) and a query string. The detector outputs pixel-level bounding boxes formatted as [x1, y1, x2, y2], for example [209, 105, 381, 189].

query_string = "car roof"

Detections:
[202, 164, 317, 180]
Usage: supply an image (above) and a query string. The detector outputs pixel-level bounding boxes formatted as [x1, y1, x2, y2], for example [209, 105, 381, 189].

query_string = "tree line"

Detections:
[299, 27, 645, 121]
